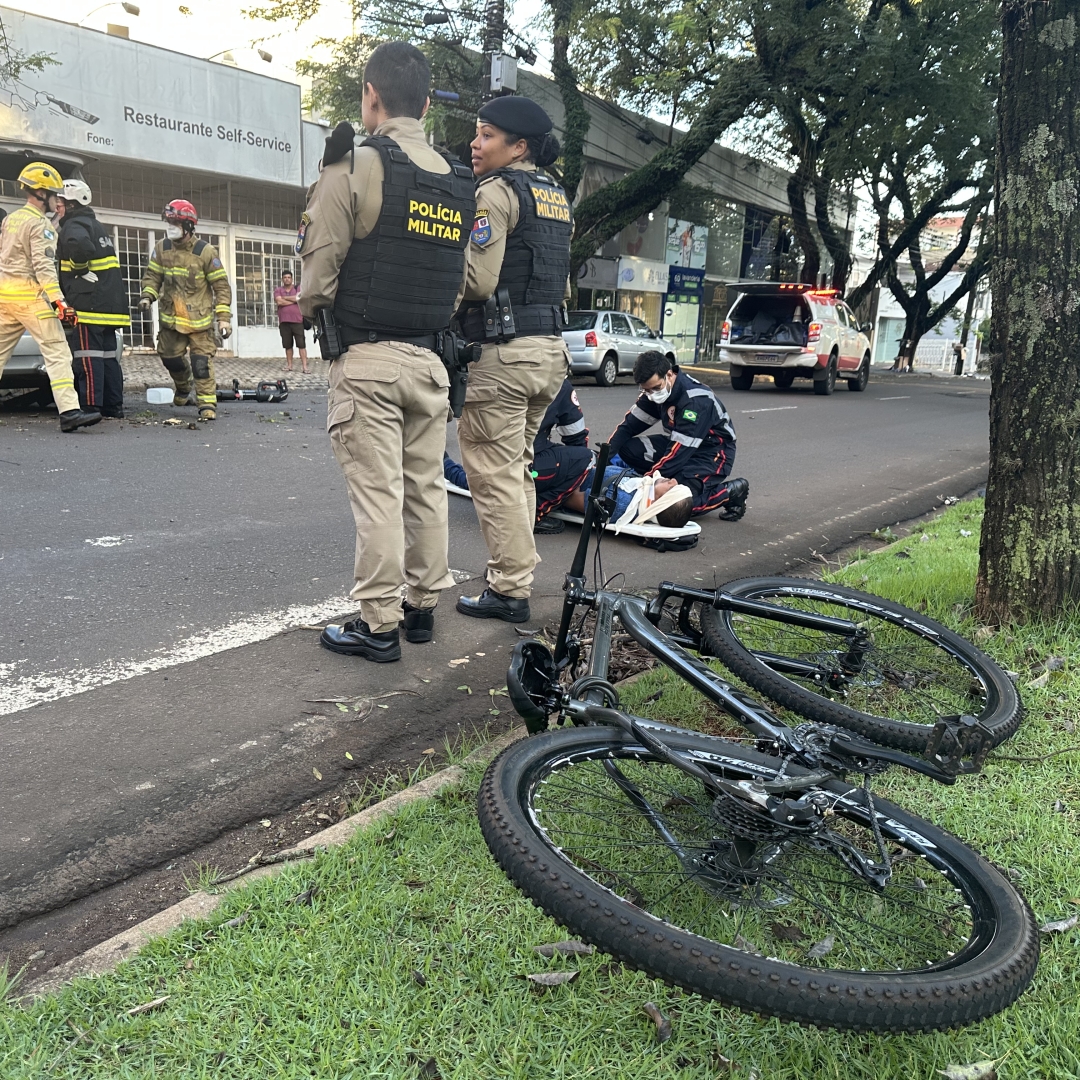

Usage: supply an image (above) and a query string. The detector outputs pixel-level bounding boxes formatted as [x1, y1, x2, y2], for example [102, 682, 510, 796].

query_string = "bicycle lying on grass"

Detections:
[478, 446, 1037, 1033]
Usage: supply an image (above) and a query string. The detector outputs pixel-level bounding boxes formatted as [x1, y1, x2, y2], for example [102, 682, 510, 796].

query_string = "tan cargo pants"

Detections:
[0, 299, 79, 413]
[458, 335, 569, 598]
[327, 341, 455, 633]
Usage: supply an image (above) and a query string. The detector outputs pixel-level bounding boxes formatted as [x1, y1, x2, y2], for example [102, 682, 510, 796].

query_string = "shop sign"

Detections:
[0, 9, 303, 186]
[577, 257, 618, 291]
[617, 256, 669, 294]
[667, 266, 705, 295]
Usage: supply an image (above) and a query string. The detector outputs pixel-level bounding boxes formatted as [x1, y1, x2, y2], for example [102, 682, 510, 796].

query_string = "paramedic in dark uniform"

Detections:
[297, 41, 475, 662]
[532, 377, 592, 531]
[455, 96, 573, 625]
[444, 376, 593, 532]
[609, 350, 750, 519]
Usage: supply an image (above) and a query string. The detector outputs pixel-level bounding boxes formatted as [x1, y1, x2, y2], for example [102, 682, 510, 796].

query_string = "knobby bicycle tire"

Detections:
[479, 727, 1037, 1032]
[700, 577, 1022, 753]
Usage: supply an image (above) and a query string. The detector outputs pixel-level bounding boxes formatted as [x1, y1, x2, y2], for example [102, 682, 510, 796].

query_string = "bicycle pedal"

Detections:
[925, 715, 993, 774]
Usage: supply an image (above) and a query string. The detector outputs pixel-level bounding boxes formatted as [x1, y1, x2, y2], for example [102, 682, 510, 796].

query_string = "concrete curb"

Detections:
[24, 727, 525, 998]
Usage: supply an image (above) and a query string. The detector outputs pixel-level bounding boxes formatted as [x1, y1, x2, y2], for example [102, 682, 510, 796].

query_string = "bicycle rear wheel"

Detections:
[479, 726, 1037, 1032]
[700, 577, 1021, 752]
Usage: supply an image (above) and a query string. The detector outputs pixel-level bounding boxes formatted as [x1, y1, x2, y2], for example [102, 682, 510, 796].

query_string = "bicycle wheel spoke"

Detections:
[531, 751, 976, 972]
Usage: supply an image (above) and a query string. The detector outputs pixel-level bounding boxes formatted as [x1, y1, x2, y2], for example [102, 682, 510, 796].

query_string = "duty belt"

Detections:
[338, 328, 441, 353]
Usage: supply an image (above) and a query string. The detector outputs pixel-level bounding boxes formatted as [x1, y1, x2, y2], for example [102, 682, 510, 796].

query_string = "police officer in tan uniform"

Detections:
[0, 162, 101, 432]
[455, 97, 573, 624]
[298, 41, 475, 663]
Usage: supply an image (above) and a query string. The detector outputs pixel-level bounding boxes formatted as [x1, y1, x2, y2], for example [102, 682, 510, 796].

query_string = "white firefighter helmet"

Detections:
[61, 179, 92, 206]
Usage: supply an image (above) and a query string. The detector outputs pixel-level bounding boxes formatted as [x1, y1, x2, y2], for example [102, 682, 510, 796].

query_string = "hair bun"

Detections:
[536, 132, 561, 167]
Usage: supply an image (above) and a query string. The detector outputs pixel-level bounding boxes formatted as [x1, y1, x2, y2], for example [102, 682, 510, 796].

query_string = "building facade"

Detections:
[0, 8, 328, 357]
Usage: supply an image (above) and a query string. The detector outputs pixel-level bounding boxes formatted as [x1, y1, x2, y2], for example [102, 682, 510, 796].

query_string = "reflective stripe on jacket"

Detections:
[0, 204, 63, 308]
[140, 236, 232, 333]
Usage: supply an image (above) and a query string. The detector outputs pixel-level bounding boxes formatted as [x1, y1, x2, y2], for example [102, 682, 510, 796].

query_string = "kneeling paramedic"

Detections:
[139, 200, 232, 421]
[298, 41, 475, 663]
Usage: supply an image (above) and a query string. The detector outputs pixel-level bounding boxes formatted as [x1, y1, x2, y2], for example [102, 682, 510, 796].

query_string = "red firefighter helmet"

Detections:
[162, 199, 198, 228]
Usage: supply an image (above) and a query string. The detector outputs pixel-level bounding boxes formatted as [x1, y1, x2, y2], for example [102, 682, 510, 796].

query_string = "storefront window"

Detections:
[235, 240, 301, 327]
[115, 226, 156, 348]
[576, 288, 615, 310]
[617, 291, 663, 332]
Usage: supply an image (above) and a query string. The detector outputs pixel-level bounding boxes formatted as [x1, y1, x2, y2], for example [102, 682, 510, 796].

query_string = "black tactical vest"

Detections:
[333, 136, 475, 337]
[461, 167, 572, 339]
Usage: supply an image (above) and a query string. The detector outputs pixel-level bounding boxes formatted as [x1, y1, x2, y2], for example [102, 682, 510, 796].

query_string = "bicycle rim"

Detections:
[700, 577, 1021, 752]
[479, 727, 1037, 1032]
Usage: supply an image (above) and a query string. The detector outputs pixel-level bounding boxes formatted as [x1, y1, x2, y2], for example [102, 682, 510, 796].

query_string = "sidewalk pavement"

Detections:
[121, 351, 330, 393]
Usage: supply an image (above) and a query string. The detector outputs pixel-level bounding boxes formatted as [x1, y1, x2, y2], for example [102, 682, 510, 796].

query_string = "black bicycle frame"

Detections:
[552, 443, 965, 786]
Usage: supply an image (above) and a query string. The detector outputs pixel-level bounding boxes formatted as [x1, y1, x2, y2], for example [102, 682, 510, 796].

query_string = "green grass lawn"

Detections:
[3, 501, 1079, 1079]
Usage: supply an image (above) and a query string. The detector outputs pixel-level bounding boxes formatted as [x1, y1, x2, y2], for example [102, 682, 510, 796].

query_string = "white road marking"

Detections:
[878, 396, 911, 401]
[0, 597, 356, 718]
[740, 406, 799, 413]
[84, 535, 133, 547]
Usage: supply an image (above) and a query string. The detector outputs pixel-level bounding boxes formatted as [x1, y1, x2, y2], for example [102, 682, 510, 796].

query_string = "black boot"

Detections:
[402, 602, 435, 643]
[320, 619, 401, 662]
[718, 478, 749, 521]
[456, 588, 531, 624]
[534, 514, 565, 535]
[59, 409, 102, 432]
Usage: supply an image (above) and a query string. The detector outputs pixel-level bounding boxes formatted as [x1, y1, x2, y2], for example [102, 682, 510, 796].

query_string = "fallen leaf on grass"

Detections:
[417, 1058, 442, 1079]
[421, 748, 435, 756]
[345, 752, 353, 761]
[1027, 671, 1050, 690]
[291, 886, 318, 906]
[895, 550, 912, 559]
[412, 969, 428, 987]
[714, 1049, 755, 1076]
[374, 829, 396, 846]
[126, 995, 170, 1016]
[222, 911, 250, 929]
[312, 767, 323, 780]
[533, 941, 595, 957]
[457, 685, 472, 694]
[938, 1062, 998, 1080]
[770, 922, 804, 943]
[734, 934, 761, 954]
[524, 971, 579, 987]
[806, 934, 835, 959]
[1039, 914, 1078, 934]
[642, 1001, 671, 1043]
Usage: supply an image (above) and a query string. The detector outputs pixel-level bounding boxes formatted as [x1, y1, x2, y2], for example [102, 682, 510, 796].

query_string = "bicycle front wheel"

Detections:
[700, 577, 1021, 752]
[479, 727, 1037, 1032]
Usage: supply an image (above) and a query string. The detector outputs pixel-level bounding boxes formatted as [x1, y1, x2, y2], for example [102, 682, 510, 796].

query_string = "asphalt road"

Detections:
[0, 368, 991, 928]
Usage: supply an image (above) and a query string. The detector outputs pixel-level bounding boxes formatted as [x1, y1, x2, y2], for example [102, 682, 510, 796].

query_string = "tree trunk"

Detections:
[548, 0, 590, 203]
[787, 169, 821, 285]
[976, 0, 1080, 623]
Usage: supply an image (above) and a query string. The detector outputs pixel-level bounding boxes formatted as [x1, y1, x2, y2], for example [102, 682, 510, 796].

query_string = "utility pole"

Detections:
[481, 0, 516, 101]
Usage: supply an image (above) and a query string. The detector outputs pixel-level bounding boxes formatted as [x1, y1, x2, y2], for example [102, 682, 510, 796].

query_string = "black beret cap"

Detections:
[477, 96, 553, 138]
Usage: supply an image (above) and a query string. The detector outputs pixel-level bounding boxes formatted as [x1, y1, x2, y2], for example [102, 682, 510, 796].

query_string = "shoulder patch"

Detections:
[570, 389, 580, 408]
[43, 227, 55, 240]
[470, 213, 491, 246]
[682, 408, 698, 422]
[295, 212, 311, 255]
[210, 257, 223, 269]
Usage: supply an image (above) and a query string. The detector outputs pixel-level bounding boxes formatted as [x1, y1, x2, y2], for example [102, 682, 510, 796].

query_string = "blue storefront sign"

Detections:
[667, 266, 706, 297]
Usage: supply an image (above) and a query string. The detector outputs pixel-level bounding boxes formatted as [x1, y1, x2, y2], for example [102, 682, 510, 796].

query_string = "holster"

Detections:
[314, 308, 343, 361]
[439, 331, 481, 419]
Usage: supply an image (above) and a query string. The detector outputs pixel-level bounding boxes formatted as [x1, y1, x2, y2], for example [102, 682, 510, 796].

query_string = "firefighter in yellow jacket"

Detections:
[0, 162, 101, 432]
[138, 199, 232, 421]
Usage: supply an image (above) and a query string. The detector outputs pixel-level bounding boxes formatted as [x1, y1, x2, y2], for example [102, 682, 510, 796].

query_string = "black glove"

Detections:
[322, 122, 356, 168]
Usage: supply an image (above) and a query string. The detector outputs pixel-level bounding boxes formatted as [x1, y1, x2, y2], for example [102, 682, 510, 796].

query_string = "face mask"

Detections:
[645, 383, 671, 404]
[166, 224, 183, 240]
